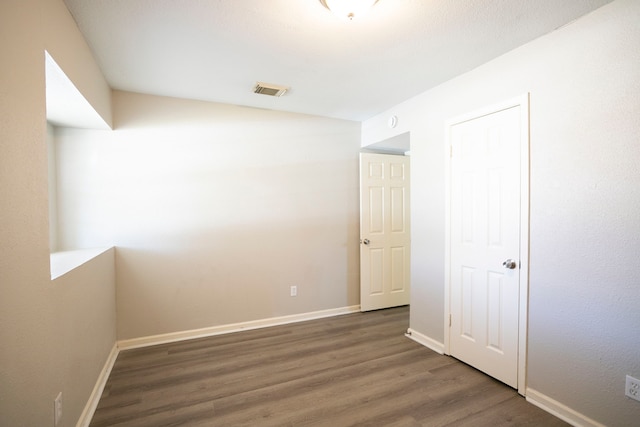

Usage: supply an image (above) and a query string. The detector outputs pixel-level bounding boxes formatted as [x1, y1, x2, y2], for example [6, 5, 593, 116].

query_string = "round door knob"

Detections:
[362, 239, 370, 246]
[502, 259, 517, 269]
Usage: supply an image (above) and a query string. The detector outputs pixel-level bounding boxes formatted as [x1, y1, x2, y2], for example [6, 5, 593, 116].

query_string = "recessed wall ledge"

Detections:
[50, 247, 113, 280]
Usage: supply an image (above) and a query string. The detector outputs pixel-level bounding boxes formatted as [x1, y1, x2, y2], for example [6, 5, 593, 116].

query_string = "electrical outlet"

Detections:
[290, 285, 297, 297]
[54, 392, 62, 426]
[626, 375, 640, 402]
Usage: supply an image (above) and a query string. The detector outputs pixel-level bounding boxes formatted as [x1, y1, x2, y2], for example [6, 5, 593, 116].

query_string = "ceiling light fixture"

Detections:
[319, 0, 380, 21]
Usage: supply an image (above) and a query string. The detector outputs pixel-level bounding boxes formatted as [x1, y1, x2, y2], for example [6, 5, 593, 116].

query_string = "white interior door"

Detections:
[360, 153, 410, 312]
[447, 100, 528, 389]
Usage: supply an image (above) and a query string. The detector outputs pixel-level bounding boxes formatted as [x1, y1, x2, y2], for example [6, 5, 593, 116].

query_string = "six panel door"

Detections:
[360, 153, 410, 312]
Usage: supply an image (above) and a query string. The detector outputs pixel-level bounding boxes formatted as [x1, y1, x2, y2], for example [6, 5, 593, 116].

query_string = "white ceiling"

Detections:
[62, 0, 612, 122]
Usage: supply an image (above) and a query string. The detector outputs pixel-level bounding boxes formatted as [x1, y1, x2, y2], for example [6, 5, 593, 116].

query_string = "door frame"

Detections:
[443, 94, 530, 395]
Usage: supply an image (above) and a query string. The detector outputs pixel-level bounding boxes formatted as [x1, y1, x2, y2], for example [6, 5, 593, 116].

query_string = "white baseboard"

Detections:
[76, 343, 119, 427]
[118, 305, 361, 350]
[526, 388, 606, 427]
[405, 328, 445, 354]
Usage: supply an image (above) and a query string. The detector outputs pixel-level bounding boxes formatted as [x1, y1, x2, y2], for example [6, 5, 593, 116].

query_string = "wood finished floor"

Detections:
[90, 307, 567, 427]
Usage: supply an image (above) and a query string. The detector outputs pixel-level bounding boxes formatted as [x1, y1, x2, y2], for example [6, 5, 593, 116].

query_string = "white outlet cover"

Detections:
[626, 375, 640, 402]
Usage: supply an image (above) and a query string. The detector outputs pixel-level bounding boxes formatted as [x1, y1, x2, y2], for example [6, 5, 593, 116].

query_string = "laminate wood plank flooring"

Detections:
[90, 307, 567, 427]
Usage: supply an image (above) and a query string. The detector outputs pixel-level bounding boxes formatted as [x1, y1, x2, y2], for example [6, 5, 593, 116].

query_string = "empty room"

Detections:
[1, 0, 639, 426]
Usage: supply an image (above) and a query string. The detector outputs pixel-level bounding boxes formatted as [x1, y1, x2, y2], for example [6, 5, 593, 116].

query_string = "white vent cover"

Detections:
[253, 82, 289, 97]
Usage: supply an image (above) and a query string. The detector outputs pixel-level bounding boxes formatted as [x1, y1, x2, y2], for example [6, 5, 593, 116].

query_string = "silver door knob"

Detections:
[361, 239, 370, 246]
[502, 259, 517, 269]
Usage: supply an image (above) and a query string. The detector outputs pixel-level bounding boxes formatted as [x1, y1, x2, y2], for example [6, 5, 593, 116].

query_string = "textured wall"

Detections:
[55, 91, 362, 340]
[362, 0, 640, 425]
[0, 0, 116, 426]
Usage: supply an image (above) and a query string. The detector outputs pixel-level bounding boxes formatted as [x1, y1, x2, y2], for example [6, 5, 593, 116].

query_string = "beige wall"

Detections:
[5, 0, 638, 425]
[363, 0, 640, 425]
[55, 91, 362, 340]
[0, 0, 116, 426]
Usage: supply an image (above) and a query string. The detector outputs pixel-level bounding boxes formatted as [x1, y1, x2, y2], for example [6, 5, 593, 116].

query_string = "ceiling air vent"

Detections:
[253, 82, 289, 97]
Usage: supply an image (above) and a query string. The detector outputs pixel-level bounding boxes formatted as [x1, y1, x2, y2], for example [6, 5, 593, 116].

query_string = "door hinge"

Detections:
[449, 145, 453, 157]
[449, 314, 452, 327]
